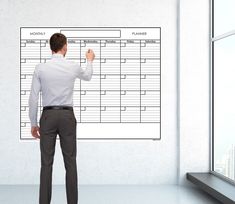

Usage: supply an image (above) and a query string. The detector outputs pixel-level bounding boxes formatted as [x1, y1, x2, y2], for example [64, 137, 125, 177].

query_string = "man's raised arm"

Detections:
[76, 49, 95, 81]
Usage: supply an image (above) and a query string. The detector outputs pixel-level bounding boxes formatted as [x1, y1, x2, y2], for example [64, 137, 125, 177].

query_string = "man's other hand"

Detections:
[86, 49, 95, 61]
[31, 126, 40, 139]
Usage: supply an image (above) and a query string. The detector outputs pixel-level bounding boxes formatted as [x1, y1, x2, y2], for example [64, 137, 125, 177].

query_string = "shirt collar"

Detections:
[52, 53, 64, 58]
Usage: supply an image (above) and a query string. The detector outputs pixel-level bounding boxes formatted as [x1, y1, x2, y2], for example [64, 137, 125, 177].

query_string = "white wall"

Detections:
[0, 0, 178, 185]
[179, 0, 210, 184]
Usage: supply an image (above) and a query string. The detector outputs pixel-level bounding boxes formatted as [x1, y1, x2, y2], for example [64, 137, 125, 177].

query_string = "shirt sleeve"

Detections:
[75, 60, 93, 81]
[28, 65, 41, 127]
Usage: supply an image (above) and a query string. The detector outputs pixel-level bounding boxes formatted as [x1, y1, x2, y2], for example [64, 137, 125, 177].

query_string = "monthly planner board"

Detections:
[20, 27, 161, 140]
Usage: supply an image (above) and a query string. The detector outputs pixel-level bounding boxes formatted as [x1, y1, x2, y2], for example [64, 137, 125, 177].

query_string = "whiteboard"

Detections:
[20, 27, 161, 140]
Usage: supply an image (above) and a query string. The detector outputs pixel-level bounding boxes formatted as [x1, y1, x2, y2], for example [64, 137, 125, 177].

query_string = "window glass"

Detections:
[214, 0, 235, 36]
[213, 35, 235, 180]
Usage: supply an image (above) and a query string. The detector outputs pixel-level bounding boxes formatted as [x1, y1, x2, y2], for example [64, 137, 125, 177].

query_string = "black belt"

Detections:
[43, 106, 73, 111]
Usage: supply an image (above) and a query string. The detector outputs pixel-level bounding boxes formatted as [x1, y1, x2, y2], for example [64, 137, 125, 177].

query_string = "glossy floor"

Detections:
[0, 185, 220, 204]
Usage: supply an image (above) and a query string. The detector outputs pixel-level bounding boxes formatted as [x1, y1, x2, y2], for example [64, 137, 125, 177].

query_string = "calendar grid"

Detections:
[20, 27, 161, 140]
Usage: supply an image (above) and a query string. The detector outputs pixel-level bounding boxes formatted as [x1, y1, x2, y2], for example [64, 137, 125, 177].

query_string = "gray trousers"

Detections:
[39, 109, 78, 204]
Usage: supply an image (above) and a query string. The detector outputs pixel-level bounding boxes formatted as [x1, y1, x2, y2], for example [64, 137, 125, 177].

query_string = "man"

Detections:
[28, 33, 95, 204]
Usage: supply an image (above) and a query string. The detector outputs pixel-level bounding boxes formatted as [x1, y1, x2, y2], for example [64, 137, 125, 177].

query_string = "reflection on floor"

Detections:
[0, 185, 221, 204]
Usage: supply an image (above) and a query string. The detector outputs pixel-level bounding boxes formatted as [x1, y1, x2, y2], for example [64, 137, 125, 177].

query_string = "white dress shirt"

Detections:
[28, 53, 93, 127]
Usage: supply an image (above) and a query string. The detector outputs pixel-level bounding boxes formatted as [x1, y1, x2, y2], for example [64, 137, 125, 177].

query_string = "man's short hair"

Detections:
[49, 33, 67, 52]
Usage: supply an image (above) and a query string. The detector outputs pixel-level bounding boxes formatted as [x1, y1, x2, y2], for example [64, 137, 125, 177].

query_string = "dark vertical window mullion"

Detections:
[212, 0, 215, 172]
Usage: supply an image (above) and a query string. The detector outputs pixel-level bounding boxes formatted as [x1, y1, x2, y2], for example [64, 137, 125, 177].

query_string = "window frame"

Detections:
[210, 0, 235, 186]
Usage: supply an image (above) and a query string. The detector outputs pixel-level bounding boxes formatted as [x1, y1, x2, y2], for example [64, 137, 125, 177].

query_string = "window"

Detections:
[212, 0, 235, 183]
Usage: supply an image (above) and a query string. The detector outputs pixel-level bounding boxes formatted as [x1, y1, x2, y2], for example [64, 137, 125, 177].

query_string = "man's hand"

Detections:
[86, 49, 95, 61]
[31, 126, 40, 139]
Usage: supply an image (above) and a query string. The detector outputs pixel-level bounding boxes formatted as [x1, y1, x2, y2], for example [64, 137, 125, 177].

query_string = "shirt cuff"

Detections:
[31, 121, 38, 127]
